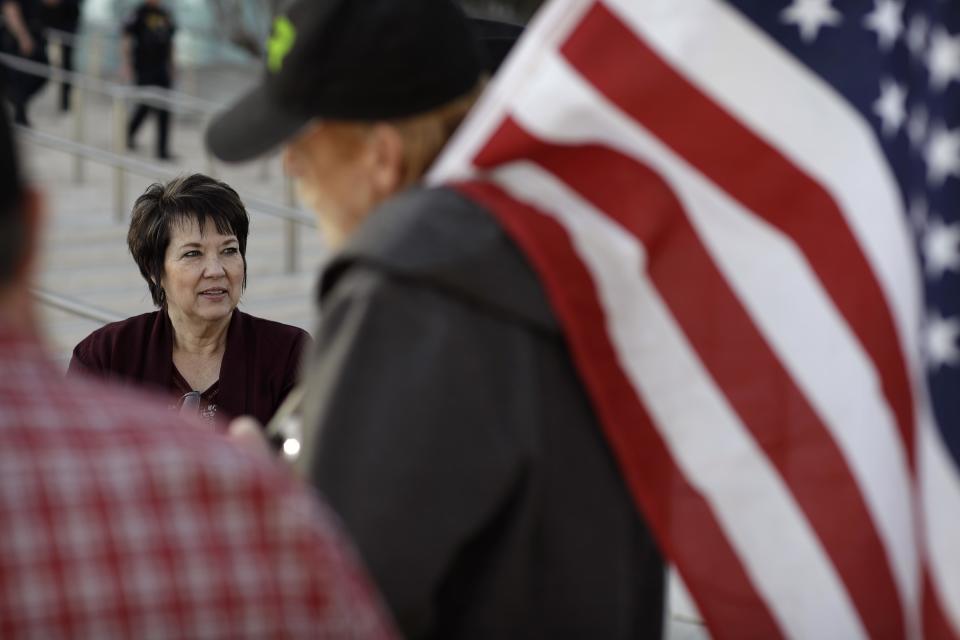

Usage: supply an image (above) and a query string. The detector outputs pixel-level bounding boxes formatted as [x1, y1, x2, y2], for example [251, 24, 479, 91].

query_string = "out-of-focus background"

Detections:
[13, 2, 710, 637]
[19, 0, 542, 369]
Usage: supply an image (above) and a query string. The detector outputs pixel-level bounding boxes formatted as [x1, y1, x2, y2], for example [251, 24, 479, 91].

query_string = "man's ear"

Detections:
[366, 123, 405, 199]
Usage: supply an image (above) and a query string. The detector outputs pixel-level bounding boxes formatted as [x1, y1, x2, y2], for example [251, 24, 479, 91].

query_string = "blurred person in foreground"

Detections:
[0, 89, 395, 638]
[69, 173, 310, 426]
[206, 0, 665, 637]
[121, 0, 174, 160]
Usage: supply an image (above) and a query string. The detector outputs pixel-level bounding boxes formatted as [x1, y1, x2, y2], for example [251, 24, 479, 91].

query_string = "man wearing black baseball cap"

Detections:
[206, 0, 487, 163]
[207, 1, 665, 638]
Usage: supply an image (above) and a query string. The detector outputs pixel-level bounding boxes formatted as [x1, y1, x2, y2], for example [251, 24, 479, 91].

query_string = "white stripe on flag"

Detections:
[921, 404, 960, 634]
[505, 47, 917, 617]
[603, 0, 923, 381]
[489, 161, 867, 640]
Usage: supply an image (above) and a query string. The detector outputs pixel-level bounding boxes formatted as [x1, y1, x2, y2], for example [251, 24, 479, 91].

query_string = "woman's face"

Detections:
[161, 217, 244, 326]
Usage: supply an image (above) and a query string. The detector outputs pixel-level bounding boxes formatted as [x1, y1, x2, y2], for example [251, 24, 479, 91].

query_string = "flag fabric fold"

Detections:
[429, 0, 960, 637]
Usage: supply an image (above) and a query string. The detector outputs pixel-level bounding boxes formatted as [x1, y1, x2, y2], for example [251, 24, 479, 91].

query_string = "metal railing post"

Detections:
[285, 218, 297, 274]
[184, 64, 198, 97]
[284, 174, 298, 273]
[203, 118, 216, 177]
[72, 85, 85, 183]
[112, 92, 128, 222]
[88, 31, 103, 80]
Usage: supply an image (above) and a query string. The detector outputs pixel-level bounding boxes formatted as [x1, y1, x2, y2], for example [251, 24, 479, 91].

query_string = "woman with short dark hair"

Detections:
[69, 174, 310, 426]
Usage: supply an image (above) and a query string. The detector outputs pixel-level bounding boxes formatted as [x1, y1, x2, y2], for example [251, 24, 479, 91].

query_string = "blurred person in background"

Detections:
[39, 0, 81, 112]
[0, 0, 46, 125]
[0, 84, 396, 639]
[69, 173, 310, 426]
[121, 0, 174, 160]
[207, 0, 665, 637]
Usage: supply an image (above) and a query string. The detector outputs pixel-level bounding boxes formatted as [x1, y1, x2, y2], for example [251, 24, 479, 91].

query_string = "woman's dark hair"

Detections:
[127, 174, 249, 307]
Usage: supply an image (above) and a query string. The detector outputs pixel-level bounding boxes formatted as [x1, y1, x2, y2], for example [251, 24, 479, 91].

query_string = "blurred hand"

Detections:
[227, 415, 272, 458]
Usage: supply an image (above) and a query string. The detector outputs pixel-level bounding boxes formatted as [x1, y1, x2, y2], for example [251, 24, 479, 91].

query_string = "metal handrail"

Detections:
[18, 127, 314, 273]
[44, 27, 85, 49]
[45, 23, 247, 57]
[32, 288, 123, 325]
[4, 42, 311, 272]
[0, 50, 221, 114]
[2, 47, 231, 195]
[19, 127, 313, 225]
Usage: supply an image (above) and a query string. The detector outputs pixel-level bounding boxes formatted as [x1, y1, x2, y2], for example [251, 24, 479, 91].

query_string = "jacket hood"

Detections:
[319, 186, 559, 335]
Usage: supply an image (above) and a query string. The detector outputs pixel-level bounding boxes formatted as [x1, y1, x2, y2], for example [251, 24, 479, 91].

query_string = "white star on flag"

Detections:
[909, 194, 929, 232]
[925, 311, 960, 369]
[923, 217, 960, 277]
[924, 123, 960, 185]
[873, 79, 907, 136]
[907, 103, 929, 151]
[863, 0, 904, 51]
[926, 27, 960, 90]
[781, 0, 843, 43]
[906, 13, 928, 59]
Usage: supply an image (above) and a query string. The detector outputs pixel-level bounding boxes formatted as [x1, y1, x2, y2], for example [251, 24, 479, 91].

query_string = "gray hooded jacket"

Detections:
[300, 186, 665, 639]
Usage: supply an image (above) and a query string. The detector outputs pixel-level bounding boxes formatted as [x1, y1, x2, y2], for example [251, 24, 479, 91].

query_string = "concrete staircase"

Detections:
[17, 63, 327, 369]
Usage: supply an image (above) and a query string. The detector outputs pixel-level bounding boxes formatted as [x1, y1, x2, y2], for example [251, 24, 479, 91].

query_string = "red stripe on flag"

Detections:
[470, 118, 905, 639]
[561, 2, 916, 466]
[456, 178, 784, 640]
[924, 572, 960, 640]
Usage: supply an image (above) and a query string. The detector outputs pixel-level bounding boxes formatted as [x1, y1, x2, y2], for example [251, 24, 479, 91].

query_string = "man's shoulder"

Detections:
[84, 310, 159, 338]
[347, 186, 498, 260]
[236, 310, 309, 342]
[322, 186, 558, 332]
[73, 311, 159, 358]
[124, 5, 145, 27]
[232, 312, 311, 364]
[2, 367, 270, 485]
[0, 362, 398, 637]
[145, 4, 174, 25]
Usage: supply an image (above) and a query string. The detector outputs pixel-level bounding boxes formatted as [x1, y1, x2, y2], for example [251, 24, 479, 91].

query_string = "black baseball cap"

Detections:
[471, 17, 525, 73]
[206, 0, 487, 163]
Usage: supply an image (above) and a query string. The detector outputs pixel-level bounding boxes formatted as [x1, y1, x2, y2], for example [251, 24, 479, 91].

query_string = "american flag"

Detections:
[430, 0, 960, 637]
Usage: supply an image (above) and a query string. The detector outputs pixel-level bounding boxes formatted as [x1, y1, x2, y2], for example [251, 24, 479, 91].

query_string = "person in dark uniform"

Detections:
[206, 1, 665, 638]
[39, 0, 81, 112]
[122, 0, 174, 159]
[0, 0, 46, 125]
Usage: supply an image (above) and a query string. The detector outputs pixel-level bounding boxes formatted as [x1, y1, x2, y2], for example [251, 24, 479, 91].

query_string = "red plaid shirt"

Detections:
[0, 326, 396, 638]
